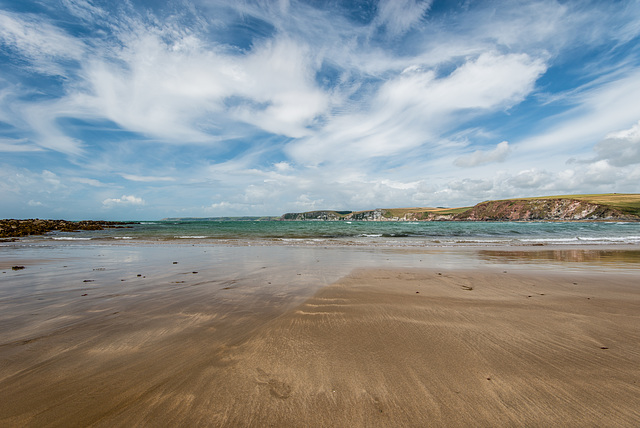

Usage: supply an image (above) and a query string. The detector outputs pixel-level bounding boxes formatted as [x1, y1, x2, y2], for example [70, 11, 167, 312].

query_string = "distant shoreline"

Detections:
[281, 194, 640, 222]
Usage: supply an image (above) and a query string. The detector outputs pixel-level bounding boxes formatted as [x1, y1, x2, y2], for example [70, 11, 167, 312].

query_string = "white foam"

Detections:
[519, 235, 640, 244]
[520, 238, 580, 243]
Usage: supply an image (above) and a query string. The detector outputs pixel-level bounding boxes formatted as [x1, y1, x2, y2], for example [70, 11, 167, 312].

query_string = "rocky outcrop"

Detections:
[346, 210, 385, 221]
[455, 198, 634, 221]
[0, 219, 135, 238]
[281, 211, 352, 221]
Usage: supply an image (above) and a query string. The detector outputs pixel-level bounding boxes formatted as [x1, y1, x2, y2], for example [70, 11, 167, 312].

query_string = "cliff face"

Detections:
[349, 210, 457, 221]
[456, 198, 633, 221]
[281, 211, 351, 221]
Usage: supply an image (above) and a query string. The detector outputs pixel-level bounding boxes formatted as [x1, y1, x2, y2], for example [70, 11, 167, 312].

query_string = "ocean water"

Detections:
[11, 220, 640, 247]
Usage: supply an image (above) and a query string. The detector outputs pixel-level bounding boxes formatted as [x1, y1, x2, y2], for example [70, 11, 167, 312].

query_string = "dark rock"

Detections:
[0, 219, 137, 238]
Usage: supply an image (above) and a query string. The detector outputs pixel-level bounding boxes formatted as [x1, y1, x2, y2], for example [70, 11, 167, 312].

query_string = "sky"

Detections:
[1, 0, 640, 220]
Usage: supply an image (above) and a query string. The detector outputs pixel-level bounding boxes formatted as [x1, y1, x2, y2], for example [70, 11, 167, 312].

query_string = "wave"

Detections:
[51, 237, 92, 241]
[577, 236, 640, 243]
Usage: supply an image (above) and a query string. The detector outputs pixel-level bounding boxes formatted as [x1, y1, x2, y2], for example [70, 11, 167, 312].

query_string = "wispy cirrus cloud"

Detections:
[373, 0, 432, 37]
[0, 138, 43, 152]
[286, 52, 545, 165]
[0, 10, 84, 75]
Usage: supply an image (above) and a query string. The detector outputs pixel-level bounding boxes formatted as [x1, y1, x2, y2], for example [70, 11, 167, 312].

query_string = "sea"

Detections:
[11, 220, 640, 247]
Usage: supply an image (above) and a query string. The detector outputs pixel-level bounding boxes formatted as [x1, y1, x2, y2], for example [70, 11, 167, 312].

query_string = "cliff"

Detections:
[455, 198, 636, 221]
[280, 194, 640, 222]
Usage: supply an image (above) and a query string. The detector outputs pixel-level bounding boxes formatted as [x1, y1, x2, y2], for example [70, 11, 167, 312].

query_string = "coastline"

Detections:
[4, 219, 640, 249]
[1, 243, 639, 426]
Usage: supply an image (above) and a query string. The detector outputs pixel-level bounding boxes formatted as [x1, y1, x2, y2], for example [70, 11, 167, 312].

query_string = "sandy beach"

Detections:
[1, 245, 639, 426]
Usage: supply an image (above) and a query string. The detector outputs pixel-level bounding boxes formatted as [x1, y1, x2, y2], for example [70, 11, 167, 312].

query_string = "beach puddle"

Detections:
[478, 249, 640, 269]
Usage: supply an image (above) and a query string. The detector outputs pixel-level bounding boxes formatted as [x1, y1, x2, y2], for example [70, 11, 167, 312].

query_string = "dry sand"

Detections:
[1, 249, 639, 426]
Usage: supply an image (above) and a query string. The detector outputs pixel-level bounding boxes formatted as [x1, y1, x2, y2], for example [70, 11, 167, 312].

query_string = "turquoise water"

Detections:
[16, 220, 640, 247]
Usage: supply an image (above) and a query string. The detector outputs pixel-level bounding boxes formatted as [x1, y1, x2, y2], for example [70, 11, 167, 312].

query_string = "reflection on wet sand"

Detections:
[478, 248, 640, 267]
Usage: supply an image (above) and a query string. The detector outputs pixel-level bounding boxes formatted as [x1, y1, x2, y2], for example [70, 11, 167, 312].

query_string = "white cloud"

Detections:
[18, 99, 87, 154]
[120, 174, 176, 182]
[374, 0, 432, 37]
[0, 138, 43, 152]
[61, 0, 106, 21]
[273, 161, 293, 172]
[230, 37, 330, 137]
[70, 177, 109, 187]
[414, 52, 546, 111]
[508, 169, 553, 189]
[287, 52, 545, 165]
[102, 195, 145, 206]
[448, 178, 494, 193]
[593, 120, 640, 167]
[0, 10, 84, 75]
[517, 69, 640, 156]
[78, 34, 226, 143]
[455, 141, 510, 167]
[52, 30, 330, 150]
[41, 170, 62, 188]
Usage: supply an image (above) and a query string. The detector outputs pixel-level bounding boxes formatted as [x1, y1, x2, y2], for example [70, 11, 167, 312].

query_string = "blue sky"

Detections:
[1, 0, 640, 220]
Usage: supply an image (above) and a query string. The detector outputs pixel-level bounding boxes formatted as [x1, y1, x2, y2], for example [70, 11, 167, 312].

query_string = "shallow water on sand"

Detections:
[2, 245, 637, 340]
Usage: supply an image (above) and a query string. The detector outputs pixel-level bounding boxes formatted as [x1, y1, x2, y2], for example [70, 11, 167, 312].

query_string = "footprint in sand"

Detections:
[256, 368, 292, 399]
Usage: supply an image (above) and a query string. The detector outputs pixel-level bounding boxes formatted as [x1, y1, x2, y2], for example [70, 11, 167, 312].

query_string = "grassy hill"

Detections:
[502, 194, 640, 217]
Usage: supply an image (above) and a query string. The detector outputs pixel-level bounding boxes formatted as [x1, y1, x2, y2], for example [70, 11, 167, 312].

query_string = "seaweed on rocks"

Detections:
[0, 219, 136, 238]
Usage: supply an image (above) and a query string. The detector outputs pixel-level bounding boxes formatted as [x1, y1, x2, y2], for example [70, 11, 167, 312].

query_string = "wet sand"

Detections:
[0, 245, 639, 426]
